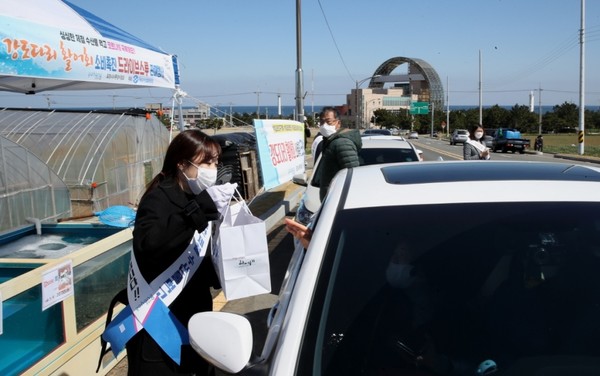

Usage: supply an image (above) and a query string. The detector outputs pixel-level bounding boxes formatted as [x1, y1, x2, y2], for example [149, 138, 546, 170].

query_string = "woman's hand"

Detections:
[285, 218, 312, 249]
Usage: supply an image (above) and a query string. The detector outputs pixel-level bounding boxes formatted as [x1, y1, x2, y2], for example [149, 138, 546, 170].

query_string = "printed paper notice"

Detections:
[42, 260, 74, 311]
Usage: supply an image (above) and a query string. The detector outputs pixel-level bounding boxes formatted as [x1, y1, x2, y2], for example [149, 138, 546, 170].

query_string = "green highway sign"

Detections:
[410, 101, 429, 115]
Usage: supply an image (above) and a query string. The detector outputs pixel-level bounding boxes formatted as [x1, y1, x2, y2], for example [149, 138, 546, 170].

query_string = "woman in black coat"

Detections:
[127, 130, 234, 376]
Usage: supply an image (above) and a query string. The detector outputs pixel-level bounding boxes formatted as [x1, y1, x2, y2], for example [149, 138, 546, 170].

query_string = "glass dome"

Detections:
[0, 108, 169, 221]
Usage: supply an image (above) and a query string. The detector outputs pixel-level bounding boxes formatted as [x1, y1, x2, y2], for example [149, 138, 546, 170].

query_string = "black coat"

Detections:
[132, 176, 221, 323]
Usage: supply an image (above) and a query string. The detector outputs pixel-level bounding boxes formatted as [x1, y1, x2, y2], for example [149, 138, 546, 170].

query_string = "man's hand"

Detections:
[285, 218, 312, 249]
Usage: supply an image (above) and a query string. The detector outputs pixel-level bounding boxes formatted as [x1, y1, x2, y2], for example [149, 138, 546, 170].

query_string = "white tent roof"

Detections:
[0, 0, 179, 94]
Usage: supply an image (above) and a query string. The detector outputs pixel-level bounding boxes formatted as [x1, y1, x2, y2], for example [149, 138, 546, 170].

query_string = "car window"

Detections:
[359, 148, 418, 164]
[311, 147, 418, 188]
[298, 202, 600, 375]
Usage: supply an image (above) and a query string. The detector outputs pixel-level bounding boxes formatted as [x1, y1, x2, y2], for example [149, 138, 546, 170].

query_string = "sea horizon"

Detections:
[213, 104, 600, 117]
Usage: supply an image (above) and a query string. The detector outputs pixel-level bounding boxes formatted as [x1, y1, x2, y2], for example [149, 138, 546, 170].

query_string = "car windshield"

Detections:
[298, 202, 600, 375]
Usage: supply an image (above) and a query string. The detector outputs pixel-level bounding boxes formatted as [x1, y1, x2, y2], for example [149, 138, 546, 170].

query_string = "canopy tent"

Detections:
[0, 0, 180, 94]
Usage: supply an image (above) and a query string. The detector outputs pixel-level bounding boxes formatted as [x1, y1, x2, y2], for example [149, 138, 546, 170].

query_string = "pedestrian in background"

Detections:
[535, 134, 544, 152]
[304, 120, 311, 147]
[464, 124, 491, 160]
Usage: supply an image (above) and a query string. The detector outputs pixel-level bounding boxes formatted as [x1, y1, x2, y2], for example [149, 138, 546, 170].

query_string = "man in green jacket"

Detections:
[315, 107, 362, 201]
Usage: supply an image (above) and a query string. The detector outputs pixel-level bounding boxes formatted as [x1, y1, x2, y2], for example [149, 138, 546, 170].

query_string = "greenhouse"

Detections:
[0, 108, 169, 231]
[0, 136, 70, 232]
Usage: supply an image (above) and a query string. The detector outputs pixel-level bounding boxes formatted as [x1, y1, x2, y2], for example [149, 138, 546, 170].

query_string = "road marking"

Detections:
[412, 141, 462, 160]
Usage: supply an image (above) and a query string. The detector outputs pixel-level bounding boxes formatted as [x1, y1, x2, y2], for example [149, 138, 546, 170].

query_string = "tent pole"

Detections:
[176, 86, 186, 132]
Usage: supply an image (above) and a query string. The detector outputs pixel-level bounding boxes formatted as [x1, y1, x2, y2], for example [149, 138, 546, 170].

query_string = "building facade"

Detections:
[345, 56, 444, 128]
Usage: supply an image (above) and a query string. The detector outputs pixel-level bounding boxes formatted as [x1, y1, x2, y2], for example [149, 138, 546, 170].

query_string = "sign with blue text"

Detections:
[253, 119, 306, 190]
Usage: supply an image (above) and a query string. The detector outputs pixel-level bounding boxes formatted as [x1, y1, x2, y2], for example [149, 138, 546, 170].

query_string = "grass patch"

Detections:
[524, 133, 600, 157]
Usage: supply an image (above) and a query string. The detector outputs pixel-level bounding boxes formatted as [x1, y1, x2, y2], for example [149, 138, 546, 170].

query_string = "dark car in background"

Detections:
[362, 128, 392, 136]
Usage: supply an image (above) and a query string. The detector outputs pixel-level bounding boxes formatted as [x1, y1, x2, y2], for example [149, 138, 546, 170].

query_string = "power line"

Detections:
[316, 0, 354, 83]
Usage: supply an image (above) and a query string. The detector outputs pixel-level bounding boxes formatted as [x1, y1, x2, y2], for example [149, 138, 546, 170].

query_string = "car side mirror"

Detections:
[292, 173, 308, 186]
[189, 312, 253, 374]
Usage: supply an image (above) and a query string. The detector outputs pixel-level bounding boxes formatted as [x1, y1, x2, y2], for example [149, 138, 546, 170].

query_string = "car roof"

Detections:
[328, 161, 600, 210]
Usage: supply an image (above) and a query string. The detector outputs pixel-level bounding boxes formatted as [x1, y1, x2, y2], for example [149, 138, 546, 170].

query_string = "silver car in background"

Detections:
[451, 129, 469, 145]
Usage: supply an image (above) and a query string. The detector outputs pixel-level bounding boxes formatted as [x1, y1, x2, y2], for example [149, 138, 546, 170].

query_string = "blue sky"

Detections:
[2, 0, 599, 110]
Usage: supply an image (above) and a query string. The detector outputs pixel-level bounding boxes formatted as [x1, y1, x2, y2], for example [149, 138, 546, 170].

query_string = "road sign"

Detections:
[410, 101, 429, 115]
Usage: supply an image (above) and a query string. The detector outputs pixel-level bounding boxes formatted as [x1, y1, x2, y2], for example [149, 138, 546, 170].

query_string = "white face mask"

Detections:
[183, 162, 217, 194]
[319, 123, 337, 137]
[475, 131, 484, 140]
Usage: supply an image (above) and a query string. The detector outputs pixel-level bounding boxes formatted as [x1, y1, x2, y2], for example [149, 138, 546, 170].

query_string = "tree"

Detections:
[509, 104, 538, 132]
[483, 105, 510, 128]
[543, 102, 578, 133]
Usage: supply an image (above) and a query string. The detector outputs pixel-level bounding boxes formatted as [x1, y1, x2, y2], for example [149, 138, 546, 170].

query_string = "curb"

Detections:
[553, 153, 600, 165]
[257, 186, 304, 231]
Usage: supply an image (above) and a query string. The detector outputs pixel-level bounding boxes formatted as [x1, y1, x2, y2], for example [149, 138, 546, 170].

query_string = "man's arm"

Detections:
[335, 139, 360, 168]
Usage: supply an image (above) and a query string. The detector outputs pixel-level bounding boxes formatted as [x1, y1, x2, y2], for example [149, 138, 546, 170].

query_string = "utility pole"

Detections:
[295, 0, 305, 123]
[255, 91, 261, 119]
[478, 49, 483, 125]
[446, 76, 450, 137]
[538, 85, 543, 135]
[578, 0, 585, 155]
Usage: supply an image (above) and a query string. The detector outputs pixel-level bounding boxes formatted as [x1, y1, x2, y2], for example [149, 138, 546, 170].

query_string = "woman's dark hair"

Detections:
[469, 124, 485, 139]
[142, 130, 221, 197]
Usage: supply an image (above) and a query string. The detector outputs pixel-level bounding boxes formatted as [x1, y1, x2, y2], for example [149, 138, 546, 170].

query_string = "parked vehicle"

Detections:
[408, 131, 419, 139]
[483, 134, 494, 148]
[292, 136, 421, 225]
[190, 161, 600, 376]
[450, 129, 469, 145]
[492, 127, 530, 154]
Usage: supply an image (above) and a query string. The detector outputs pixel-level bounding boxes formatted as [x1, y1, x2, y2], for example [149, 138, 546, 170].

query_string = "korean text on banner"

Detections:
[0, 14, 176, 90]
[253, 119, 305, 190]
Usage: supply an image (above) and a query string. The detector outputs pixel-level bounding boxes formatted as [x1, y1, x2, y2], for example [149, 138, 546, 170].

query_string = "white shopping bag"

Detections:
[212, 198, 271, 300]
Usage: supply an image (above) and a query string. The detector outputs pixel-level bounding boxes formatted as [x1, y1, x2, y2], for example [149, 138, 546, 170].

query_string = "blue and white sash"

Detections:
[102, 224, 212, 364]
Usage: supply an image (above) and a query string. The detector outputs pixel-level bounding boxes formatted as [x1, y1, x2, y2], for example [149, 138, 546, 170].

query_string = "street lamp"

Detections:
[365, 98, 381, 128]
[355, 75, 380, 129]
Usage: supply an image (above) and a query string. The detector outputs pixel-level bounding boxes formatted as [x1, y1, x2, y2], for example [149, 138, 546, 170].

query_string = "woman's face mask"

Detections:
[182, 161, 217, 194]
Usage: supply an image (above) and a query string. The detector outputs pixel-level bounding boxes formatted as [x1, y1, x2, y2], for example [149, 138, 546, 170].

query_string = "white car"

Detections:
[190, 161, 600, 375]
[292, 136, 421, 224]
[408, 131, 419, 139]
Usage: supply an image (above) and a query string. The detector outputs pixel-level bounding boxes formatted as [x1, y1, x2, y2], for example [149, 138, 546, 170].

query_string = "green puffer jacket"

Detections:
[316, 128, 362, 200]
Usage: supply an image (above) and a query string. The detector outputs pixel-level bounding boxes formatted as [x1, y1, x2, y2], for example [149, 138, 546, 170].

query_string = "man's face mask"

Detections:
[319, 123, 337, 137]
